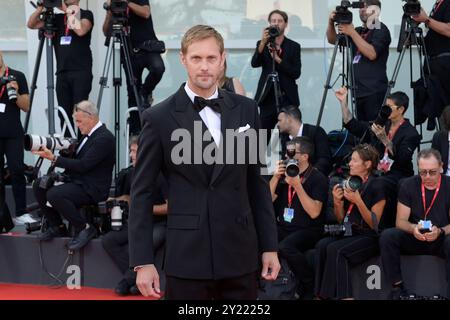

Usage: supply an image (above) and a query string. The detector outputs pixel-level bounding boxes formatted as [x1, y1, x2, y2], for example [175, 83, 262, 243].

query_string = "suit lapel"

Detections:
[77, 125, 103, 158]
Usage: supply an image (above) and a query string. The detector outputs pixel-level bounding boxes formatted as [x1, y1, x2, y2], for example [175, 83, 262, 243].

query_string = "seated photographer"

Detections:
[432, 105, 450, 176]
[380, 149, 450, 300]
[32, 101, 115, 251]
[336, 86, 420, 183]
[270, 137, 328, 300]
[315, 144, 387, 300]
[277, 105, 332, 176]
[102, 136, 167, 296]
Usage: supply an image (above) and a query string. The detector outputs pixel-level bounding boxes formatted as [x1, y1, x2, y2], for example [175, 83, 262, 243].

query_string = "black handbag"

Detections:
[137, 40, 166, 54]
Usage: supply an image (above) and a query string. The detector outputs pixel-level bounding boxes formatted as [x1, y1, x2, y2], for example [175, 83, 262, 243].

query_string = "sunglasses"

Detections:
[73, 105, 92, 116]
[418, 169, 440, 177]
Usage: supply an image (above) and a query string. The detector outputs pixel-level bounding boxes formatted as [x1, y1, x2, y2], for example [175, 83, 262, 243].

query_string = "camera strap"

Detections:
[0, 66, 9, 99]
[63, 15, 71, 36]
[421, 175, 441, 220]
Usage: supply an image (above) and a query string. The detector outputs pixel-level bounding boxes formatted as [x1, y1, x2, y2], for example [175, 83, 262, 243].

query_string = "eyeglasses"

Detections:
[418, 169, 440, 177]
[73, 105, 92, 116]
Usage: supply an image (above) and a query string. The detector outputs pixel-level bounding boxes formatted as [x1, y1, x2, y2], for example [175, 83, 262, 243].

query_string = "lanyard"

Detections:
[287, 167, 311, 208]
[63, 15, 70, 36]
[345, 177, 369, 216]
[355, 29, 371, 56]
[0, 66, 9, 100]
[384, 120, 405, 155]
[421, 175, 441, 220]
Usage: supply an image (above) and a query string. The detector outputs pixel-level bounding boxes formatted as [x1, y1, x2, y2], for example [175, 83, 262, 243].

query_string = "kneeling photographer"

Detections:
[314, 144, 387, 300]
[270, 137, 329, 299]
[101, 136, 167, 296]
[336, 86, 420, 183]
[31, 101, 115, 251]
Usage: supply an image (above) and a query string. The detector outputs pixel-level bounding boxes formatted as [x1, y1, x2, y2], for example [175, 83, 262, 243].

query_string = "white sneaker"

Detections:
[14, 213, 38, 225]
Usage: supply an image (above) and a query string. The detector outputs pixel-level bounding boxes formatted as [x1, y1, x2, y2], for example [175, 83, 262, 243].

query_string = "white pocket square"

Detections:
[238, 124, 251, 133]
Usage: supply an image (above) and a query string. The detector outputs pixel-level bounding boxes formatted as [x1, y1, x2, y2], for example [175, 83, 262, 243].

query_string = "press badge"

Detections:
[60, 36, 72, 45]
[378, 153, 394, 173]
[419, 219, 433, 230]
[0, 103, 5, 113]
[353, 54, 362, 64]
[283, 208, 294, 223]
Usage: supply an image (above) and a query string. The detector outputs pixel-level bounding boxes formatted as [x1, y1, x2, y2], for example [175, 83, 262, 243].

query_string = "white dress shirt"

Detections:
[77, 121, 103, 154]
[184, 83, 221, 146]
[289, 123, 304, 140]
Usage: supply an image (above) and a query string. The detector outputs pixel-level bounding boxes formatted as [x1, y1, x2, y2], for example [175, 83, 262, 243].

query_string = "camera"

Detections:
[283, 143, 300, 177]
[24, 134, 77, 153]
[37, 0, 62, 8]
[338, 175, 363, 192]
[333, 0, 365, 25]
[267, 25, 281, 39]
[374, 105, 392, 127]
[39, 171, 71, 190]
[0, 75, 18, 103]
[402, 0, 421, 16]
[103, 0, 129, 26]
[98, 199, 128, 231]
[324, 221, 353, 237]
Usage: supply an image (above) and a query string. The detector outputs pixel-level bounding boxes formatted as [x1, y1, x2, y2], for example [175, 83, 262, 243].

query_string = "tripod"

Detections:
[316, 33, 357, 127]
[97, 21, 143, 178]
[24, 6, 58, 136]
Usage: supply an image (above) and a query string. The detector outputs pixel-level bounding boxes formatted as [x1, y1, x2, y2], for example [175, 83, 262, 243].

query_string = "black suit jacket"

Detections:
[251, 37, 301, 108]
[129, 85, 278, 280]
[55, 124, 115, 203]
[280, 124, 332, 176]
[432, 130, 449, 171]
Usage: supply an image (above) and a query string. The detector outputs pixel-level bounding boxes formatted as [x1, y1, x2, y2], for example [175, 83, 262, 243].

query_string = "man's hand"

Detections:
[424, 226, 441, 242]
[261, 252, 280, 281]
[136, 265, 161, 298]
[335, 86, 348, 103]
[32, 146, 55, 161]
[261, 28, 270, 46]
[329, 10, 336, 25]
[413, 224, 427, 241]
[412, 8, 429, 23]
[284, 174, 301, 190]
[371, 123, 389, 144]
[273, 160, 286, 180]
[338, 23, 356, 36]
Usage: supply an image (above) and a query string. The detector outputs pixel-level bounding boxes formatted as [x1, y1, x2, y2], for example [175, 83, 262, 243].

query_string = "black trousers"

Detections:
[0, 137, 26, 215]
[355, 91, 386, 122]
[314, 232, 379, 299]
[56, 70, 93, 134]
[165, 271, 258, 300]
[278, 226, 321, 291]
[101, 220, 167, 282]
[379, 228, 450, 297]
[429, 56, 450, 108]
[124, 50, 165, 136]
[33, 179, 95, 232]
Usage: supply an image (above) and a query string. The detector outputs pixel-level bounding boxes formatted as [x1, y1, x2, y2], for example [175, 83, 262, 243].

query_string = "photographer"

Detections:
[270, 137, 328, 299]
[336, 86, 420, 183]
[412, 0, 450, 108]
[102, 136, 167, 296]
[380, 149, 450, 300]
[32, 101, 115, 251]
[251, 10, 301, 132]
[315, 144, 387, 300]
[27, 0, 93, 134]
[277, 106, 332, 176]
[0, 51, 34, 226]
[102, 0, 165, 136]
[327, 0, 391, 122]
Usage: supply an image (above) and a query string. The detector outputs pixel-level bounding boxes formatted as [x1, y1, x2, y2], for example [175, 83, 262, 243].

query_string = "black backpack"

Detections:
[258, 258, 297, 300]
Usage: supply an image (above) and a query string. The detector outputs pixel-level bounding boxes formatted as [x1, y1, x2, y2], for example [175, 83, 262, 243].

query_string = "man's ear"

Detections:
[179, 51, 186, 66]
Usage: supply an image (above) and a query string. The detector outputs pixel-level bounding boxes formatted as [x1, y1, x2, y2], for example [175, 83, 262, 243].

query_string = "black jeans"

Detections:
[379, 228, 450, 297]
[101, 220, 167, 282]
[314, 232, 379, 299]
[429, 56, 450, 108]
[0, 137, 26, 215]
[355, 91, 386, 122]
[56, 70, 93, 134]
[33, 179, 95, 232]
[123, 50, 165, 135]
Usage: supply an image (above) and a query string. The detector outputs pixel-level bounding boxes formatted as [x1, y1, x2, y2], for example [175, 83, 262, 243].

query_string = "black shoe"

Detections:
[129, 284, 141, 296]
[115, 279, 131, 296]
[66, 225, 97, 251]
[38, 225, 68, 241]
[389, 284, 409, 300]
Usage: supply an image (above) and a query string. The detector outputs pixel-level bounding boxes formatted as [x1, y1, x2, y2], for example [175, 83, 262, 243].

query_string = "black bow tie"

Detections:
[193, 96, 223, 114]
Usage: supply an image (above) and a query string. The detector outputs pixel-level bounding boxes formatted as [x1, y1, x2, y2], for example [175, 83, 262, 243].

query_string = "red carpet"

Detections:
[0, 283, 162, 300]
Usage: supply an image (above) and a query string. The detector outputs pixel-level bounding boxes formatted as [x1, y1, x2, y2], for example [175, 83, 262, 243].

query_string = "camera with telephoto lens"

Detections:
[24, 134, 78, 157]
[333, 0, 365, 25]
[402, 0, 421, 16]
[283, 142, 300, 177]
[98, 199, 128, 231]
[36, 0, 62, 8]
[39, 171, 71, 190]
[374, 105, 392, 127]
[0, 75, 18, 103]
[103, 0, 129, 26]
[324, 221, 353, 237]
[338, 175, 363, 192]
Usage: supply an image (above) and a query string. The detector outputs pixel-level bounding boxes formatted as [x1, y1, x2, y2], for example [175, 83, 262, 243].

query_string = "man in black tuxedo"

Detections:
[33, 100, 115, 251]
[251, 10, 301, 133]
[129, 25, 280, 300]
[277, 106, 332, 176]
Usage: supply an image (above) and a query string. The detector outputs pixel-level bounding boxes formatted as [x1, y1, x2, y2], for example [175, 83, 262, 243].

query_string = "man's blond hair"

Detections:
[181, 25, 224, 55]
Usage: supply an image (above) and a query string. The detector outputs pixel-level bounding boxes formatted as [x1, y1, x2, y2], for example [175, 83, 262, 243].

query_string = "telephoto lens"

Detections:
[110, 205, 123, 231]
[6, 86, 17, 103]
[339, 175, 363, 192]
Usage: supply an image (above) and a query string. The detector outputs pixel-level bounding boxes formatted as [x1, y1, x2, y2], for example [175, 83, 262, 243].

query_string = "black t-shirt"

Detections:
[345, 176, 386, 231]
[274, 167, 329, 233]
[129, 0, 158, 47]
[398, 175, 450, 227]
[0, 67, 28, 138]
[425, 0, 450, 56]
[351, 23, 391, 97]
[53, 9, 94, 74]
